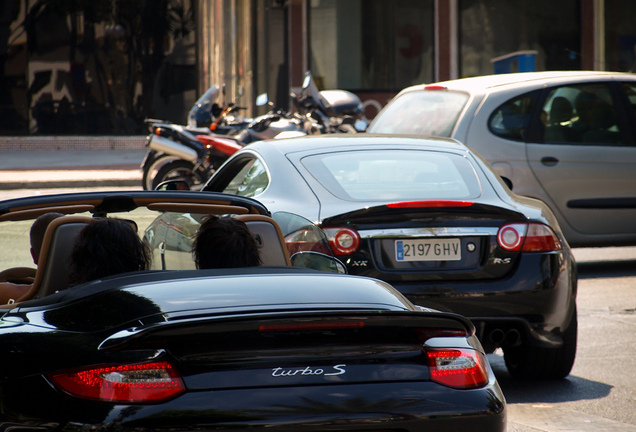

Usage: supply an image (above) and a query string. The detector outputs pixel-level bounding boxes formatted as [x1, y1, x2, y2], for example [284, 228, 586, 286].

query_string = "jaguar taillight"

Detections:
[322, 227, 361, 255]
[497, 222, 562, 252]
[284, 228, 333, 256]
[48, 361, 185, 403]
[425, 348, 489, 389]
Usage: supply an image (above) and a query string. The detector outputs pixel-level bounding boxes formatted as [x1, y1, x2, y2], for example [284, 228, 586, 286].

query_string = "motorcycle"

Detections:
[141, 72, 364, 190]
[140, 85, 250, 191]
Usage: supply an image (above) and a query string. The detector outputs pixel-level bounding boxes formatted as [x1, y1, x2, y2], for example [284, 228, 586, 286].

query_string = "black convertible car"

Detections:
[195, 134, 579, 380]
[0, 191, 505, 432]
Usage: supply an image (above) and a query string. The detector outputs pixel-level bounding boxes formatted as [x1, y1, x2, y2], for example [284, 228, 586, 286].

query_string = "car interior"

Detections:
[0, 197, 317, 309]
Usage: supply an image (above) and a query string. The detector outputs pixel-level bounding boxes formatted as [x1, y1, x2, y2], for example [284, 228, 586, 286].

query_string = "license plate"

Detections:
[395, 239, 461, 262]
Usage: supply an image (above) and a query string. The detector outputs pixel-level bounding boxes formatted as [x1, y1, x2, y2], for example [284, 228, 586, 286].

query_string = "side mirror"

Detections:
[256, 93, 269, 107]
[290, 251, 347, 274]
[302, 74, 311, 89]
[155, 180, 191, 191]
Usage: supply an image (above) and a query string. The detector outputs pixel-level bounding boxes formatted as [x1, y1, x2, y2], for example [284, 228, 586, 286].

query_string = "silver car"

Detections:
[368, 71, 636, 248]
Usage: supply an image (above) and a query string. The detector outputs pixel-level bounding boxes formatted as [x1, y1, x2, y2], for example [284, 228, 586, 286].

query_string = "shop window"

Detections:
[309, 0, 434, 91]
[605, 0, 636, 72]
[0, 0, 197, 136]
[459, 0, 580, 77]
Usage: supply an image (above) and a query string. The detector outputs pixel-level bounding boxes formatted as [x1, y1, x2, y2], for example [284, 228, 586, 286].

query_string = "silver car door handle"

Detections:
[541, 156, 559, 166]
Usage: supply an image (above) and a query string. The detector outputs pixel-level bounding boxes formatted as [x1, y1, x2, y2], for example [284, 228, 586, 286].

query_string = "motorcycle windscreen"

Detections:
[188, 85, 221, 125]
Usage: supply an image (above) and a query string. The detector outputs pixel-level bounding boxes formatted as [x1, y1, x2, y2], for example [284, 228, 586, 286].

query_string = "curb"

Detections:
[0, 136, 147, 151]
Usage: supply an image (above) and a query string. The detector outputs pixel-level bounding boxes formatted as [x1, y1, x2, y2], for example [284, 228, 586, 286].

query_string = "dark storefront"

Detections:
[0, 0, 197, 136]
[1, 0, 635, 136]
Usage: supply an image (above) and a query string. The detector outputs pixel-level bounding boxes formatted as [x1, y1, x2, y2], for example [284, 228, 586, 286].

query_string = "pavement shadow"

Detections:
[488, 354, 612, 404]
[576, 259, 636, 280]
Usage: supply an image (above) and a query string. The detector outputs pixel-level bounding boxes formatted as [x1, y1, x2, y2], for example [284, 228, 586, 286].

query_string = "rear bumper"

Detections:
[359, 252, 577, 348]
[1, 381, 506, 432]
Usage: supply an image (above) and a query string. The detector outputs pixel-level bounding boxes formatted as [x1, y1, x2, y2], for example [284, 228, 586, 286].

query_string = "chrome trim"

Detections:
[358, 227, 498, 238]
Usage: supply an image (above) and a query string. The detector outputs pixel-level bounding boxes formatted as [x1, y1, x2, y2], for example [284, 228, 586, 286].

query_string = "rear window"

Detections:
[301, 150, 481, 202]
[368, 90, 469, 137]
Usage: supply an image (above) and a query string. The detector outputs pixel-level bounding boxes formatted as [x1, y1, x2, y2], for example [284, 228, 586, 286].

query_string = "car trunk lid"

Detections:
[99, 310, 477, 390]
[321, 201, 527, 282]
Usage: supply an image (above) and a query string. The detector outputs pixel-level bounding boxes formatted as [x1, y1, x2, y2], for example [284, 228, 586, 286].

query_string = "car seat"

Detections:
[235, 214, 291, 266]
[582, 103, 622, 144]
[13, 216, 93, 303]
[544, 97, 580, 143]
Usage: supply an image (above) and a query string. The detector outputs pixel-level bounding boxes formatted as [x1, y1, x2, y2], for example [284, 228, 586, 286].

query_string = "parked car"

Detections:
[0, 190, 506, 431]
[195, 134, 578, 379]
[367, 71, 636, 248]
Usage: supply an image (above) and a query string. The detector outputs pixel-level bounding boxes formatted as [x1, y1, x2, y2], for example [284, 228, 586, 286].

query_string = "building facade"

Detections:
[1, 0, 634, 136]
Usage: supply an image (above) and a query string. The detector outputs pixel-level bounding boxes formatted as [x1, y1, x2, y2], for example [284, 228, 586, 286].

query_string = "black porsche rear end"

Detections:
[0, 269, 505, 432]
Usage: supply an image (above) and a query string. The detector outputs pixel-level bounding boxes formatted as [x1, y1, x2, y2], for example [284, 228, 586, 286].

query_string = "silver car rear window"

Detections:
[368, 90, 469, 137]
[301, 150, 481, 202]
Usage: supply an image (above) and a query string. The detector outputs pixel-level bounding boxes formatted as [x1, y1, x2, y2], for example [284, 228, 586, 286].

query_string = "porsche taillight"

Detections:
[48, 361, 185, 403]
[322, 227, 361, 255]
[497, 222, 562, 252]
[425, 348, 489, 389]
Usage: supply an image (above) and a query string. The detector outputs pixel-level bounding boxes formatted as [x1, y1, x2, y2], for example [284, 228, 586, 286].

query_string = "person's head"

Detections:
[30, 212, 64, 265]
[69, 218, 151, 285]
[192, 215, 262, 269]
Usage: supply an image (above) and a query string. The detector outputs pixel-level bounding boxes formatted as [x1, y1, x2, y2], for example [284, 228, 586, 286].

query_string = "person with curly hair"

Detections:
[192, 215, 261, 269]
[69, 218, 152, 286]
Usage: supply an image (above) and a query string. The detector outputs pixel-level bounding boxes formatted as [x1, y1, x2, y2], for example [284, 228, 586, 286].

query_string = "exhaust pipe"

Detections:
[148, 134, 198, 162]
[489, 328, 505, 346]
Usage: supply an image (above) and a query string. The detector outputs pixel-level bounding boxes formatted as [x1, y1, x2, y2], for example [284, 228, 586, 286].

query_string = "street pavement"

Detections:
[0, 149, 147, 190]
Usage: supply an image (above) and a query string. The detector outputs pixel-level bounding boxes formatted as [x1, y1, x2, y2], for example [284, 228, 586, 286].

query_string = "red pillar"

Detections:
[288, 0, 305, 88]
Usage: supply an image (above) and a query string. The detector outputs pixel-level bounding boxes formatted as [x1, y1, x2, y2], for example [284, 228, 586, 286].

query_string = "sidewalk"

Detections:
[0, 148, 147, 190]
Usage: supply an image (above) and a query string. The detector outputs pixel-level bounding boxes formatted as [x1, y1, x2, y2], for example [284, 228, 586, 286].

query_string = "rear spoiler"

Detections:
[98, 309, 476, 351]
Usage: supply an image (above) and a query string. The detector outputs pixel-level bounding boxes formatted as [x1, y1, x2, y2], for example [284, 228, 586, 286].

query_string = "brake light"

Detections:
[425, 348, 489, 389]
[260, 321, 365, 332]
[48, 361, 185, 403]
[387, 200, 473, 209]
[497, 223, 562, 252]
[424, 85, 448, 90]
[284, 228, 332, 256]
[322, 227, 361, 255]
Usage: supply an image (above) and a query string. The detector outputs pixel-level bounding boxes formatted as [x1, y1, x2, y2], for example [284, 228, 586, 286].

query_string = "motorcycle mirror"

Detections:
[302, 74, 311, 89]
[256, 93, 269, 106]
[354, 119, 368, 132]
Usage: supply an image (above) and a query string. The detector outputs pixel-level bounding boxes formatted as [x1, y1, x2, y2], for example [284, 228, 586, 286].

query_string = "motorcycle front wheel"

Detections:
[142, 154, 178, 190]
[151, 160, 206, 190]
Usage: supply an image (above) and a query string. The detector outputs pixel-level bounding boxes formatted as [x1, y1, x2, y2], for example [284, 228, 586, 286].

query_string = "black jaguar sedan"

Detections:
[199, 134, 578, 380]
[0, 191, 506, 432]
